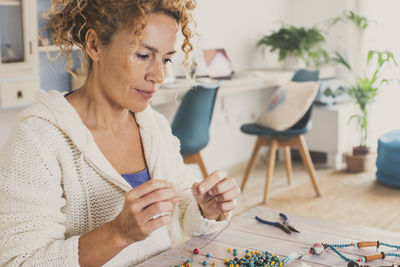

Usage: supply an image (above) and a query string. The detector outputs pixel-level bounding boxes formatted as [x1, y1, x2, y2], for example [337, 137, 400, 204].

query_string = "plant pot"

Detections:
[352, 146, 370, 155]
[344, 152, 377, 172]
[284, 52, 305, 70]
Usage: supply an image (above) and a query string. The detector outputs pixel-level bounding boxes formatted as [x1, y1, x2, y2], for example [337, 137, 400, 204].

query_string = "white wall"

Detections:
[172, 0, 291, 77]
[289, 0, 358, 77]
[360, 0, 400, 148]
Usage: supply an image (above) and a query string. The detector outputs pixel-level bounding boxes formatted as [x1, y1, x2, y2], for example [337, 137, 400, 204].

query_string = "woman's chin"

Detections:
[129, 101, 150, 113]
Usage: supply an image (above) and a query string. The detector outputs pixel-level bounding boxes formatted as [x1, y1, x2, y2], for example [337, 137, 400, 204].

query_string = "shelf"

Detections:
[0, 0, 20, 6]
[38, 45, 81, 53]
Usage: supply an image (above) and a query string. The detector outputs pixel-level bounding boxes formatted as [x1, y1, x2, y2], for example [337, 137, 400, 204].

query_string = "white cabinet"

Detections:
[0, 0, 39, 109]
[305, 103, 357, 170]
[0, 80, 37, 108]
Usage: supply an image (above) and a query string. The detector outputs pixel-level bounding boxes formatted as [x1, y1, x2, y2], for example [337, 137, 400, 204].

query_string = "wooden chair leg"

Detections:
[241, 137, 265, 191]
[283, 146, 293, 185]
[264, 139, 278, 204]
[296, 135, 322, 197]
[184, 152, 208, 178]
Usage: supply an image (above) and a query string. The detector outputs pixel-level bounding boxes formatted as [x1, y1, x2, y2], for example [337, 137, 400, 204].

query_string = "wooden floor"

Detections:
[231, 158, 400, 232]
[231, 157, 331, 216]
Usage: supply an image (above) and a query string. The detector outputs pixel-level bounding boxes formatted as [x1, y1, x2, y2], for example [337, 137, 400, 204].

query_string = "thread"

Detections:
[181, 187, 232, 260]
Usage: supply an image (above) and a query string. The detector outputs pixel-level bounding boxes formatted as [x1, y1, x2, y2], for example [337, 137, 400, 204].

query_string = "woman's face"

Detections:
[97, 13, 178, 112]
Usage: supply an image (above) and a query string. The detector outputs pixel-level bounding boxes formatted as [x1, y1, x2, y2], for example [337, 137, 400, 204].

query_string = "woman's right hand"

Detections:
[110, 180, 182, 246]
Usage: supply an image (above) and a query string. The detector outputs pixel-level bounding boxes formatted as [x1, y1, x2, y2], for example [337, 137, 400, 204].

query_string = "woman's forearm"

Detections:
[78, 221, 129, 267]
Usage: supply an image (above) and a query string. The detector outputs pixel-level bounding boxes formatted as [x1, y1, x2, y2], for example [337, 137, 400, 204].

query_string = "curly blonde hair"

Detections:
[43, 0, 197, 75]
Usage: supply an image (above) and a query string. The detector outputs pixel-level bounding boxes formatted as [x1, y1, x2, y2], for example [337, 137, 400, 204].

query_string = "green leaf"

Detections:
[380, 79, 389, 86]
[256, 25, 327, 67]
[332, 52, 351, 71]
[367, 50, 374, 64]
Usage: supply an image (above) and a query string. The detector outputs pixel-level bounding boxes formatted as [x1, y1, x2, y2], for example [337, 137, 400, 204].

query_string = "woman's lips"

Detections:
[135, 89, 155, 99]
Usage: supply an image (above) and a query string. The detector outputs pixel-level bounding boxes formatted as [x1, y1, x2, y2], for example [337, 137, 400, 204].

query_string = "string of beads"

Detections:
[310, 241, 400, 263]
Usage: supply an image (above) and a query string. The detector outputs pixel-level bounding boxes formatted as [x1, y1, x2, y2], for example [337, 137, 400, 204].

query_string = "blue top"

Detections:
[121, 168, 151, 188]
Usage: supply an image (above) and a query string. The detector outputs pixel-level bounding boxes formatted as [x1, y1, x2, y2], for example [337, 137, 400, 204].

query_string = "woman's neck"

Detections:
[66, 73, 132, 133]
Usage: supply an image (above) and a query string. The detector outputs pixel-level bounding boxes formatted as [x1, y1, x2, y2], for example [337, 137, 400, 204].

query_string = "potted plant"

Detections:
[343, 50, 397, 172]
[330, 11, 398, 171]
[257, 25, 329, 69]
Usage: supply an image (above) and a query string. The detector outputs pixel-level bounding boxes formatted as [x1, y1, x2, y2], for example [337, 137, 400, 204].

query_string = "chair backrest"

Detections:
[171, 84, 219, 157]
[289, 69, 320, 130]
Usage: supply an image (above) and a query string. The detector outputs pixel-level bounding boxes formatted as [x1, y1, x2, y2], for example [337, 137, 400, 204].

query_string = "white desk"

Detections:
[139, 206, 400, 266]
[153, 66, 338, 106]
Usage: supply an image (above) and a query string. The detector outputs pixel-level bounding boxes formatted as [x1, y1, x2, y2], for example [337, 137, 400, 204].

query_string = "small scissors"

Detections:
[255, 212, 300, 234]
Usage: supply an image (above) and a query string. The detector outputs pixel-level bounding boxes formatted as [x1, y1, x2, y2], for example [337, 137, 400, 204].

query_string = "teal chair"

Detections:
[240, 69, 322, 203]
[171, 84, 219, 178]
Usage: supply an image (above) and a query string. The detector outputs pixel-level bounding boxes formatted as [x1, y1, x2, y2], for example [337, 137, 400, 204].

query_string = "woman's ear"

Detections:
[85, 29, 102, 62]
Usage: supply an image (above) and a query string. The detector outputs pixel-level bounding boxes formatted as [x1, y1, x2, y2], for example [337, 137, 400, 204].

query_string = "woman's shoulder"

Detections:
[8, 93, 71, 151]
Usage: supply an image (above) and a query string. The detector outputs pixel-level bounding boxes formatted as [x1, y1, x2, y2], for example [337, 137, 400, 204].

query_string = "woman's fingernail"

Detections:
[199, 185, 205, 193]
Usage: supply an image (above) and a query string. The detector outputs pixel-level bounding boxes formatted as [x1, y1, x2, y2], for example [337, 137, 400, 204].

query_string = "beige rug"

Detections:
[232, 160, 400, 232]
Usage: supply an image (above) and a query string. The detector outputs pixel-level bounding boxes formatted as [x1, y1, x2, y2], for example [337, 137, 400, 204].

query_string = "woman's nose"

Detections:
[146, 62, 165, 84]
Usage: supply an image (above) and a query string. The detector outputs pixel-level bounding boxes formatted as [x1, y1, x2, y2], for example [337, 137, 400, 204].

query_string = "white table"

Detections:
[153, 66, 338, 106]
[139, 206, 400, 266]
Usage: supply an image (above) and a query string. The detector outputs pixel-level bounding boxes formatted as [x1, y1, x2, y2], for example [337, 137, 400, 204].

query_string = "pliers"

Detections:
[255, 212, 300, 234]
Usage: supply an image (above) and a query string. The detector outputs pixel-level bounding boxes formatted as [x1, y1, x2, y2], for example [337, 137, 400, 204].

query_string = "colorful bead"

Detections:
[222, 250, 284, 266]
[347, 261, 359, 267]
[211, 263, 216, 267]
[202, 261, 208, 266]
[311, 243, 324, 255]
[227, 248, 232, 252]
[206, 253, 211, 258]
[193, 248, 199, 255]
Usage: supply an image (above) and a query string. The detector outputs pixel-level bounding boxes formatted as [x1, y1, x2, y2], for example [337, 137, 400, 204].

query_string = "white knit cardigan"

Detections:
[0, 90, 228, 266]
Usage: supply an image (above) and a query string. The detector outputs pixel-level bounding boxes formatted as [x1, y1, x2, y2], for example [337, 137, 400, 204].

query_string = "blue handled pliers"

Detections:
[255, 212, 300, 234]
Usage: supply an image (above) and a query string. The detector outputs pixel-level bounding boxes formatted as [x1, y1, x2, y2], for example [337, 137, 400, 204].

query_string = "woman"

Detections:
[0, 0, 240, 266]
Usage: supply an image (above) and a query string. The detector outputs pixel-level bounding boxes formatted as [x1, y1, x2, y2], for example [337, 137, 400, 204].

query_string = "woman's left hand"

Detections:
[192, 170, 240, 220]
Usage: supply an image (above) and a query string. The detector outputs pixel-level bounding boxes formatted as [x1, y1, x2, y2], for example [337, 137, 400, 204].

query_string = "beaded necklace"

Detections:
[310, 241, 400, 264]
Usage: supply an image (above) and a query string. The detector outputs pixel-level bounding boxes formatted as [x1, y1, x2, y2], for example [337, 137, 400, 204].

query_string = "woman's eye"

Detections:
[163, 58, 173, 64]
[136, 53, 149, 60]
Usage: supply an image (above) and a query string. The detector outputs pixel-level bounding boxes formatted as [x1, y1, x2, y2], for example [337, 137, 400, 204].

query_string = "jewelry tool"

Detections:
[255, 212, 300, 234]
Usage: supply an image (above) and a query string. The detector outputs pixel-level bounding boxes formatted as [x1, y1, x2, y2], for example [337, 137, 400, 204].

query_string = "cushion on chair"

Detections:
[241, 121, 311, 137]
[256, 81, 320, 131]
